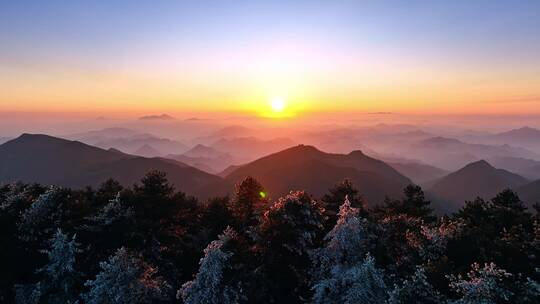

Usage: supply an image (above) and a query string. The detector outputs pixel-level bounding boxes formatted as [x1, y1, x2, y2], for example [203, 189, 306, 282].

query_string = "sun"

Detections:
[270, 97, 286, 112]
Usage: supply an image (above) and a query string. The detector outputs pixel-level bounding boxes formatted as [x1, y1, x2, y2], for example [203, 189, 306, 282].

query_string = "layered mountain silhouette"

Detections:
[407, 136, 539, 170]
[224, 145, 412, 205]
[462, 126, 540, 153]
[183, 144, 229, 158]
[166, 144, 240, 173]
[138, 114, 175, 121]
[488, 156, 540, 180]
[493, 126, 540, 142]
[93, 135, 188, 155]
[0, 134, 229, 199]
[388, 162, 448, 184]
[134, 144, 163, 158]
[516, 179, 540, 208]
[210, 137, 296, 159]
[428, 160, 529, 210]
[66, 127, 140, 142]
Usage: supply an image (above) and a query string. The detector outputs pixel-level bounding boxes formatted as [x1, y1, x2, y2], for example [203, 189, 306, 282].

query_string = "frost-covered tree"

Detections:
[312, 198, 386, 303]
[37, 229, 81, 303]
[322, 179, 367, 228]
[85, 194, 134, 230]
[257, 191, 325, 256]
[18, 187, 62, 244]
[15, 283, 41, 304]
[312, 254, 388, 304]
[448, 262, 513, 304]
[15, 229, 81, 304]
[313, 196, 370, 275]
[387, 267, 443, 304]
[83, 247, 170, 304]
[407, 217, 463, 262]
[179, 227, 242, 304]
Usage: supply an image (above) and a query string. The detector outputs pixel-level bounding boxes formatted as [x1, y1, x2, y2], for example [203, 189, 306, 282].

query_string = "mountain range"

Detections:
[224, 145, 412, 205]
[167, 144, 239, 174]
[1, 133, 539, 212]
[428, 160, 530, 211]
[0, 134, 228, 199]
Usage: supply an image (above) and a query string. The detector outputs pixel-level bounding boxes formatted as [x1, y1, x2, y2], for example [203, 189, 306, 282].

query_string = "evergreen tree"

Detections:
[322, 179, 366, 228]
[86, 194, 134, 229]
[179, 227, 243, 304]
[376, 185, 435, 223]
[229, 176, 266, 229]
[254, 191, 325, 302]
[18, 187, 62, 244]
[15, 229, 81, 304]
[313, 196, 371, 274]
[83, 247, 170, 304]
[387, 267, 443, 304]
[95, 179, 123, 205]
[132, 170, 175, 221]
[312, 254, 388, 304]
[448, 262, 513, 304]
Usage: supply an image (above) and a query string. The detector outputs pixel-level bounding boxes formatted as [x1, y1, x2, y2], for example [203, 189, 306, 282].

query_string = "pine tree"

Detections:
[18, 187, 62, 244]
[313, 196, 370, 274]
[37, 229, 81, 303]
[375, 185, 435, 223]
[179, 227, 242, 304]
[83, 247, 170, 304]
[312, 254, 388, 304]
[448, 262, 513, 304]
[387, 267, 443, 304]
[229, 176, 266, 229]
[254, 191, 325, 302]
[86, 194, 134, 229]
[312, 198, 386, 303]
[322, 179, 367, 228]
[15, 229, 81, 304]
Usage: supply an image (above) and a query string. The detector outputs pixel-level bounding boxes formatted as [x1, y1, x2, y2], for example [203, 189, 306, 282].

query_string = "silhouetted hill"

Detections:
[0, 137, 14, 145]
[409, 136, 539, 170]
[166, 144, 239, 173]
[428, 160, 529, 210]
[389, 162, 448, 184]
[138, 114, 175, 121]
[134, 144, 163, 158]
[94, 135, 189, 155]
[66, 127, 139, 142]
[183, 144, 228, 158]
[494, 126, 540, 140]
[211, 137, 296, 159]
[487, 156, 540, 180]
[516, 179, 540, 208]
[0, 134, 229, 199]
[219, 164, 243, 177]
[225, 145, 412, 205]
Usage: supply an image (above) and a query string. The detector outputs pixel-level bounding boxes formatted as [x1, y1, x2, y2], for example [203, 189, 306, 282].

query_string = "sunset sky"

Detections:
[1, 1, 540, 117]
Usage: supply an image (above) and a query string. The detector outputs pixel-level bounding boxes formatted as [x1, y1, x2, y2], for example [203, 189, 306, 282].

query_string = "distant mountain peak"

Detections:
[348, 150, 365, 156]
[286, 144, 322, 154]
[183, 144, 226, 158]
[138, 114, 175, 121]
[134, 144, 162, 157]
[422, 136, 462, 145]
[464, 159, 493, 170]
[497, 126, 540, 137]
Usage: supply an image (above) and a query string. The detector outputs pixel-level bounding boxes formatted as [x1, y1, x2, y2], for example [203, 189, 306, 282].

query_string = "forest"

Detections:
[0, 171, 538, 303]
